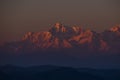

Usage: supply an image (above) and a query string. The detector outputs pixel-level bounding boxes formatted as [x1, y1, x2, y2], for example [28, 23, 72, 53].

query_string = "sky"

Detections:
[0, 0, 120, 44]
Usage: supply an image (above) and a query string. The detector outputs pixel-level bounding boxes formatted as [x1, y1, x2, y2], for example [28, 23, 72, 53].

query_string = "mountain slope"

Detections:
[0, 23, 120, 54]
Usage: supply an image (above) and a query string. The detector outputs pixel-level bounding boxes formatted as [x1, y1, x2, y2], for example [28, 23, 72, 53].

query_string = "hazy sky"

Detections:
[0, 0, 120, 43]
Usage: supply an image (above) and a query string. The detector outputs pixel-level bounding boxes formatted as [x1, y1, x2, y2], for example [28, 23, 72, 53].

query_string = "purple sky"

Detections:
[0, 0, 120, 44]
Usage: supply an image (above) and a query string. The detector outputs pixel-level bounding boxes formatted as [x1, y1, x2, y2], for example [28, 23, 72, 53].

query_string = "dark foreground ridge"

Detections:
[0, 65, 120, 80]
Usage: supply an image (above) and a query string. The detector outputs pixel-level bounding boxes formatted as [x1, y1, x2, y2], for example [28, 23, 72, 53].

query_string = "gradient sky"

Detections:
[0, 0, 120, 44]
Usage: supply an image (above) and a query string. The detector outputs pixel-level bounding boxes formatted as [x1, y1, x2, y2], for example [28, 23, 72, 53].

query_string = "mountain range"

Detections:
[0, 23, 120, 68]
[1, 23, 120, 54]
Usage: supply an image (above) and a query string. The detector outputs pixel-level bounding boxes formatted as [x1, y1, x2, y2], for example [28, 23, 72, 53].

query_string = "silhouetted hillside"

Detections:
[0, 65, 120, 80]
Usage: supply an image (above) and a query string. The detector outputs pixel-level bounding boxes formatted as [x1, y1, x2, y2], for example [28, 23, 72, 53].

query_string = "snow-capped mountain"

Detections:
[1, 23, 120, 54]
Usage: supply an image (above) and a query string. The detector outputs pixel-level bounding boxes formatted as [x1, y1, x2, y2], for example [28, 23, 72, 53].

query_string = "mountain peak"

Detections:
[49, 23, 83, 35]
[110, 25, 120, 32]
[72, 26, 82, 34]
[54, 22, 62, 28]
[49, 22, 66, 35]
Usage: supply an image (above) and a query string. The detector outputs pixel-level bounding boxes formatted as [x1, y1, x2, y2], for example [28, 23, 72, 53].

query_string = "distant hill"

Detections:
[0, 65, 120, 80]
